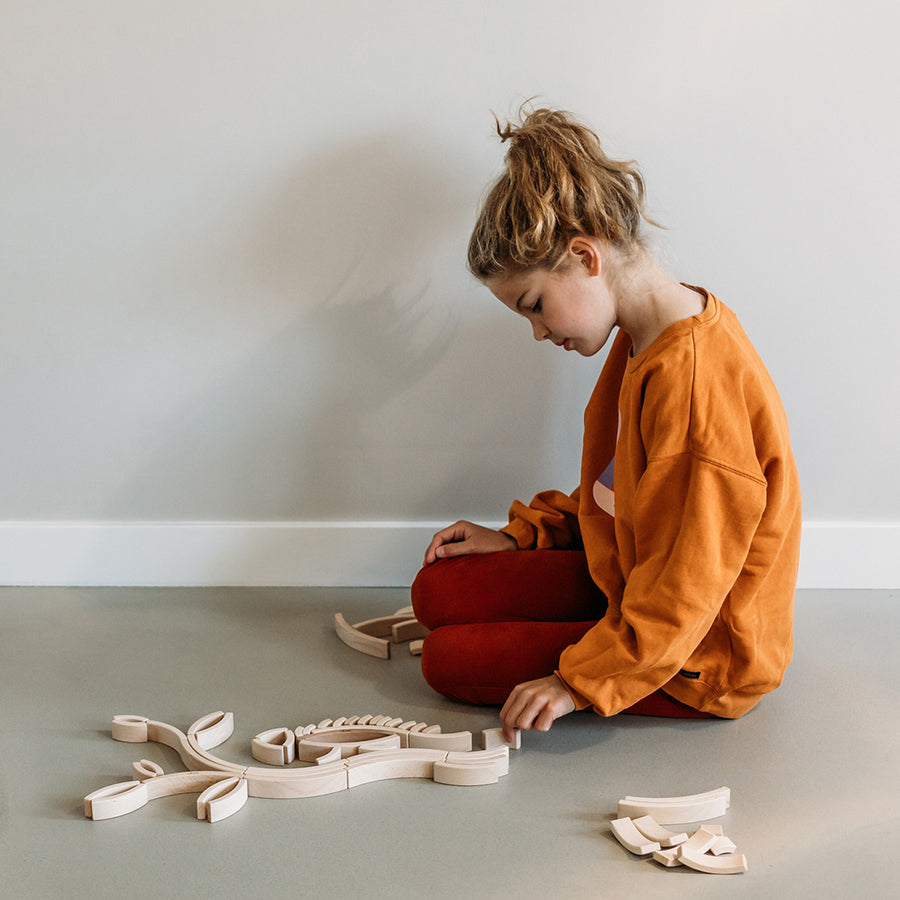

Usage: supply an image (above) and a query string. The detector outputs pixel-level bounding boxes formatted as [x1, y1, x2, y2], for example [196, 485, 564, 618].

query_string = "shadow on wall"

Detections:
[102, 131, 560, 522]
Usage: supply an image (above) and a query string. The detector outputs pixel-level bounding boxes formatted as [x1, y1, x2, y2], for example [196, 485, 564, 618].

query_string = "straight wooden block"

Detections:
[482, 728, 521, 750]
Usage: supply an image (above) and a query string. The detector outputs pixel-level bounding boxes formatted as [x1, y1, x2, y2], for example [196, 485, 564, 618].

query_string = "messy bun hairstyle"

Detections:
[467, 107, 656, 280]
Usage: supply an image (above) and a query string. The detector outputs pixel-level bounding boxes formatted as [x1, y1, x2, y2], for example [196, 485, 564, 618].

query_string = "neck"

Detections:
[608, 250, 705, 355]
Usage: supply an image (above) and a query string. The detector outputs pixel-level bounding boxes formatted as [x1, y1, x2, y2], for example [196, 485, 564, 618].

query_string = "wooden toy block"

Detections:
[84, 781, 148, 820]
[196, 776, 248, 822]
[187, 711, 235, 750]
[393, 605, 415, 617]
[482, 727, 521, 750]
[251, 727, 296, 766]
[446, 747, 509, 778]
[317, 718, 334, 729]
[111, 715, 150, 743]
[409, 639, 424, 656]
[617, 786, 730, 825]
[630, 815, 688, 847]
[407, 730, 473, 752]
[132, 759, 165, 780]
[313, 746, 342, 765]
[610, 817, 661, 856]
[677, 826, 721, 857]
[710, 834, 738, 856]
[679, 848, 748, 875]
[391, 619, 430, 643]
[432, 760, 498, 786]
[345, 749, 446, 788]
[651, 846, 682, 867]
[334, 613, 391, 659]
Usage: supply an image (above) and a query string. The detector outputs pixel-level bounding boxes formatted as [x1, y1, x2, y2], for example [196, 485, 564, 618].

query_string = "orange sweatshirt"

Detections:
[500, 290, 801, 718]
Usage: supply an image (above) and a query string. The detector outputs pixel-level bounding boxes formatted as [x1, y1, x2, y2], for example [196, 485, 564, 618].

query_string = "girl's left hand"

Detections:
[499, 674, 576, 742]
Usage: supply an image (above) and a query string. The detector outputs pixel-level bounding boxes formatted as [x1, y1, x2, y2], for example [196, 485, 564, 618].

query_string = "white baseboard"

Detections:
[0, 520, 897, 589]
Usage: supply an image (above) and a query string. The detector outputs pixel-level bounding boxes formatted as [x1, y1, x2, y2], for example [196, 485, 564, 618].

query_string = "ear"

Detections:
[566, 236, 603, 276]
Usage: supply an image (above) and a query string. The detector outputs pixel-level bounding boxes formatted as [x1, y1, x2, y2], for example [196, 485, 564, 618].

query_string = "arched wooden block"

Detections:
[187, 711, 235, 750]
[408, 640, 424, 656]
[390, 619, 430, 643]
[197, 776, 249, 822]
[407, 730, 472, 752]
[243, 762, 349, 799]
[710, 834, 738, 856]
[111, 715, 150, 743]
[314, 746, 342, 765]
[84, 781, 148, 820]
[334, 613, 390, 658]
[610, 818, 661, 856]
[132, 758, 165, 780]
[677, 826, 721, 857]
[432, 748, 509, 787]
[445, 747, 509, 778]
[617, 786, 730, 825]
[679, 848, 748, 875]
[297, 732, 401, 762]
[631, 815, 688, 847]
[345, 749, 446, 788]
[252, 727, 296, 765]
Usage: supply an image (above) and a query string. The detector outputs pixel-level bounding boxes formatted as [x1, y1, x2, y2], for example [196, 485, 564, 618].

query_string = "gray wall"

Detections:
[3, 1, 898, 531]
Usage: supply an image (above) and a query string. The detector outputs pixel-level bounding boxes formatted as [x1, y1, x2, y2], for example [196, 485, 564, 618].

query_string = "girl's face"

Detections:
[487, 240, 617, 357]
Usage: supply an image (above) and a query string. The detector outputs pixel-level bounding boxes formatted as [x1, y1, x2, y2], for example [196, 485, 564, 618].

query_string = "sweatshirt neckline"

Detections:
[625, 286, 718, 372]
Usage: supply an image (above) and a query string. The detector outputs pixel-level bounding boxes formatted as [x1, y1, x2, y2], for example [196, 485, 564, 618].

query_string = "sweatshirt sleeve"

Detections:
[500, 487, 583, 550]
[556, 451, 766, 714]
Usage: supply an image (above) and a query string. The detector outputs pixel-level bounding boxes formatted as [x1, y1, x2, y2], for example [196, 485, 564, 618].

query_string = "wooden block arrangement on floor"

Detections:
[334, 606, 431, 660]
[84, 709, 512, 823]
[610, 789, 747, 875]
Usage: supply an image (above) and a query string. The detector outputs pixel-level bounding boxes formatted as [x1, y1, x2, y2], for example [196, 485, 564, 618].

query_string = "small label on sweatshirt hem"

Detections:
[679, 669, 702, 680]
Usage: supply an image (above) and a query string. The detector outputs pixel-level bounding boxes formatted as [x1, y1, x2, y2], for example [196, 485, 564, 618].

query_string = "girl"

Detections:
[411, 108, 801, 741]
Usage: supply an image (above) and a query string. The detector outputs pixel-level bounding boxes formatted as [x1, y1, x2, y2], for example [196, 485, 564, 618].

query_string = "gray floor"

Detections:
[1, 587, 898, 899]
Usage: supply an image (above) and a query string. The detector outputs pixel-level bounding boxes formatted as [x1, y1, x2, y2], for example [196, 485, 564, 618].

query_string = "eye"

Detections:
[531, 298, 542, 314]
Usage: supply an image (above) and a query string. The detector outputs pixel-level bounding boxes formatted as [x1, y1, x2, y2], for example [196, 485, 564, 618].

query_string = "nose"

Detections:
[531, 319, 550, 342]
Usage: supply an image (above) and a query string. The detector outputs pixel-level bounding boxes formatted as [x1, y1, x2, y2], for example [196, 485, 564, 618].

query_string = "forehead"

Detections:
[487, 269, 544, 309]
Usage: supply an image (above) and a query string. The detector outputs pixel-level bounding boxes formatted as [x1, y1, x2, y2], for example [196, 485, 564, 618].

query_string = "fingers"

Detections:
[499, 675, 576, 741]
[423, 522, 472, 565]
[423, 522, 518, 565]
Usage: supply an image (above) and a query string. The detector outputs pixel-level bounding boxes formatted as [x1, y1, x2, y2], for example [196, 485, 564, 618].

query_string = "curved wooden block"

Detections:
[84, 781, 148, 820]
[432, 748, 509, 787]
[298, 732, 401, 762]
[334, 613, 390, 658]
[631, 815, 688, 847]
[679, 848, 748, 875]
[390, 619, 430, 643]
[617, 786, 730, 825]
[677, 826, 721, 857]
[345, 749, 446, 788]
[111, 715, 150, 743]
[187, 711, 235, 750]
[610, 817, 661, 856]
[408, 640, 424, 656]
[314, 746, 342, 765]
[196, 776, 249, 822]
[252, 727, 296, 766]
[710, 834, 738, 856]
[132, 758, 165, 780]
[407, 730, 472, 752]
[243, 763, 349, 799]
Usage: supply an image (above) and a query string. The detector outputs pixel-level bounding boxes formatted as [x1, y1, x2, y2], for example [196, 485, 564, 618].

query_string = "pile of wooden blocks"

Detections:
[610, 786, 747, 874]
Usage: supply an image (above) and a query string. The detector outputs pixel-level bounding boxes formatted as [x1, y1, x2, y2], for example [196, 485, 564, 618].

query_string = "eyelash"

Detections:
[531, 299, 542, 314]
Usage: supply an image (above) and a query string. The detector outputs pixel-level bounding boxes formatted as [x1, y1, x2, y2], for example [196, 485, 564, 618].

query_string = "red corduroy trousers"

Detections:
[411, 549, 714, 719]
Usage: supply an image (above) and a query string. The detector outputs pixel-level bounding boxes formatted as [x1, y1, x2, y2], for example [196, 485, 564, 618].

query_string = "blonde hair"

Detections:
[467, 107, 656, 280]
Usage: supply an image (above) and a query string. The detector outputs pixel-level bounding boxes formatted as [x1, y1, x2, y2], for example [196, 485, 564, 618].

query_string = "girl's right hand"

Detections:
[423, 521, 517, 566]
